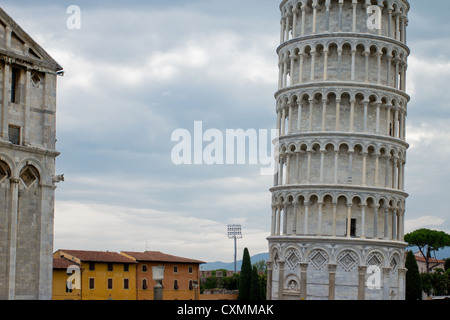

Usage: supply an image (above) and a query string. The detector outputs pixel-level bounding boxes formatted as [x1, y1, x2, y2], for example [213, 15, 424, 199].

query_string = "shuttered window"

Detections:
[8, 126, 20, 145]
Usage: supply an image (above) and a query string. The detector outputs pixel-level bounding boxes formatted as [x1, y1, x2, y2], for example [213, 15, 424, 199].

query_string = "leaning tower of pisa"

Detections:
[266, 0, 410, 300]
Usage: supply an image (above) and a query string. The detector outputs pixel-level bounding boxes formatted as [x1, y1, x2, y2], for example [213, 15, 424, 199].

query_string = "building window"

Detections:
[107, 278, 113, 290]
[8, 125, 20, 145]
[174, 280, 179, 290]
[346, 218, 357, 237]
[188, 266, 193, 274]
[107, 263, 113, 271]
[89, 278, 95, 289]
[142, 279, 148, 290]
[124, 279, 129, 290]
[124, 264, 129, 272]
[173, 266, 178, 274]
[11, 67, 20, 103]
[89, 262, 95, 271]
[142, 265, 148, 272]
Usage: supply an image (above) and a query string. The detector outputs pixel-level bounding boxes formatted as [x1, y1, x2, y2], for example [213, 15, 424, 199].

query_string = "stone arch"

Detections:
[17, 158, 45, 180]
[19, 164, 40, 190]
[306, 246, 330, 270]
[0, 153, 15, 177]
[366, 249, 386, 268]
[270, 245, 281, 264]
[0, 159, 11, 183]
[336, 247, 362, 272]
[284, 246, 302, 270]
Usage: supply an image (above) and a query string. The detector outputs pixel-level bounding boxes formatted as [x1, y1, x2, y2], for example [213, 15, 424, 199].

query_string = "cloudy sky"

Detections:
[2, 0, 449, 262]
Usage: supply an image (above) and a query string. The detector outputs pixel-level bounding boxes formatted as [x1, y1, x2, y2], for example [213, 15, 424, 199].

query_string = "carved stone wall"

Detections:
[0, 7, 62, 300]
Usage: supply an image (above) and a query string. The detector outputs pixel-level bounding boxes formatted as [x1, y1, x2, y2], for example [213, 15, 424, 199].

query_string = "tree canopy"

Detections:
[404, 229, 450, 273]
[405, 250, 422, 300]
[238, 248, 252, 300]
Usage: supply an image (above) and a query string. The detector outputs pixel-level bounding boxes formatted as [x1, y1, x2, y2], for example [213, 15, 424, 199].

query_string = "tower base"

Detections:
[267, 236, 407, 300]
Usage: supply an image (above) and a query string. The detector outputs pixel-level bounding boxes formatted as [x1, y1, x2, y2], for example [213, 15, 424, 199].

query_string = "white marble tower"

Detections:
[267, 0, 410, 300]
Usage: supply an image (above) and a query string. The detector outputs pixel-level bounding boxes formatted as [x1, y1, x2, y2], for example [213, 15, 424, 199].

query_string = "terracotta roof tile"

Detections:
[58, 250, 137, 264]
[53, 258, 79, 270]
[122, 251, 205, 264]
[415, 256, 445, 264]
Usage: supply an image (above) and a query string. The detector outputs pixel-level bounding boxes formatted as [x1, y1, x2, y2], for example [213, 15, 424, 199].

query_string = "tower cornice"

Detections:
[279, 0, 411, 12]
[275, 81, 410, 102]
[278, 131, 409, 149]
[277, 32, 410, 56]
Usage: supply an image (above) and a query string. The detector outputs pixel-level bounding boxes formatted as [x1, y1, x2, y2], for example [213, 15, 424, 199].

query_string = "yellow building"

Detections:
[53, 250, 137, 300]
[52, 258, 81, 300]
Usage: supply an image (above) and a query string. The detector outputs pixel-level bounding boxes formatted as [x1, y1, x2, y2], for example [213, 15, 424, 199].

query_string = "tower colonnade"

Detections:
[279, 0, 409, 43]
[278, 38, 408, 91]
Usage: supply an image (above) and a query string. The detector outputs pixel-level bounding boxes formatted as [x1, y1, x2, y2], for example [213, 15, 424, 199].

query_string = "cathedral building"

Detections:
[267, 0, 410, 300]
[0, 7, 63, 299]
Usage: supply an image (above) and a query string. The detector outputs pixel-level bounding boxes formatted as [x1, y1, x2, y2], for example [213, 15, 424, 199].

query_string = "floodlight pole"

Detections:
[233, 234, 237, 274]
[227, 224, 242, 274]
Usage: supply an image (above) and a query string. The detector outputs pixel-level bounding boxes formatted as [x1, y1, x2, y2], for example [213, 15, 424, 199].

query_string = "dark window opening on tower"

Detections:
[11, 67, 20, 103]
[346, 218, 357, 237]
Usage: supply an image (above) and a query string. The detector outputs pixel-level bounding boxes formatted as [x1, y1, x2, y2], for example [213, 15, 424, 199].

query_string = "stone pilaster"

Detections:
[328, 264, 337, 300]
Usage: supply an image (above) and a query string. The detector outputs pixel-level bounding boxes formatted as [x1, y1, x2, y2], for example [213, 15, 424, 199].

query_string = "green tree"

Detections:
[430, 269, 448, 296]
[405, 250, 422, 300]
[250, 265, 261, 300]
[259, 271, 267, 300]
[404, 229, 450, 273]
[238, 248, 252, 300]
[444, 258, 450, 272]
[253, 259, 267, 273]
[203, 277, 218, 290]
[447, 269, 450, 294]
[223, 273, 239, 291]
[420, 273, 433, 297]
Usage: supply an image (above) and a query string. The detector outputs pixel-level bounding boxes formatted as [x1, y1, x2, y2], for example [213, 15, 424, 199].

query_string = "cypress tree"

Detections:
[405, 250, 422, 300]
[250, 265, 261, 300]
[238, 248, 252, 300]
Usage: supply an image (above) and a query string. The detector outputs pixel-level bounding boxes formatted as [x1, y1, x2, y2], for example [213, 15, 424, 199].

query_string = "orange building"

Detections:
[53, 250, 137, 300]
[121, 251, 205, 300]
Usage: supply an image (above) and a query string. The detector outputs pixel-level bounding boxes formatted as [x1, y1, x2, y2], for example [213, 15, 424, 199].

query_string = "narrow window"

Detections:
[142, 265, 148, 272]
[89, 262, 95, 271]
[174, 280, 179, 290]
[107, 263, 113, 271]
[189, 280, 194, 290]
[11, 67, 20, 103]
[8, 125, 20, 145]
[124, 264, 129, 272]
[188, 266, 193, 274]
[142, 279, 148, 290]
[124, 279, 129, 290]
[89, 278, 95, 289]
[107, 278, 113, 289]
[173, 266, 178, 274]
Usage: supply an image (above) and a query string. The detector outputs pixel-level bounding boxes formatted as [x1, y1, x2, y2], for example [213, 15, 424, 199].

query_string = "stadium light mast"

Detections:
[227, 224, 243, 274]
